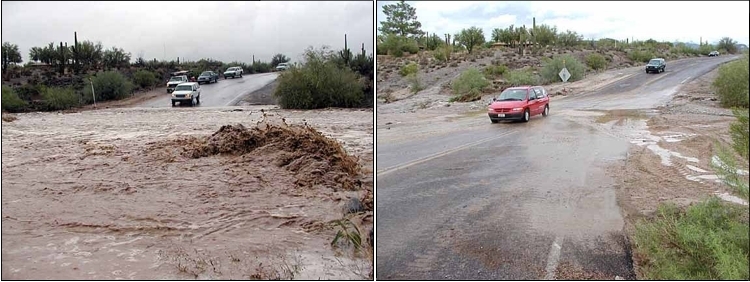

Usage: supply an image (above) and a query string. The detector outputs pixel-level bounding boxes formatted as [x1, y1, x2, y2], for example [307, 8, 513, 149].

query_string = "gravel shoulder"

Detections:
[237, 79, 279, 106]
[590, 66, 748, 278]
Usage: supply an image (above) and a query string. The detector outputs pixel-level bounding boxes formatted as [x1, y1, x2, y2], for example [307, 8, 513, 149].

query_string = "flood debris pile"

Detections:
[186, 116, 363, 191]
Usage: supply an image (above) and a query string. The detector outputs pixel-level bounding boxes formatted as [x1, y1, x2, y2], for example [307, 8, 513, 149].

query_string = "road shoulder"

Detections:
[601, 66, 747, 278]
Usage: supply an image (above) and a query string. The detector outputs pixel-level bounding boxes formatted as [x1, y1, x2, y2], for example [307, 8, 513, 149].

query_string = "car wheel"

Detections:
[522, 109, 530, 122]
[542, 105, 549, 117]
[171, 101, 175, 107]
[196, 96, 200, 104]
[491, 119, 498, 124]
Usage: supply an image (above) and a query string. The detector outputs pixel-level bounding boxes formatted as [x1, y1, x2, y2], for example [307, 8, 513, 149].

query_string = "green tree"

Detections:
[1, 42, 23, 72]
[532, 24, 557, 47]
[271, 53, 290, 68]
[717, 37, 738, 54]
[102, 46, 131, 70]
[458, 26, 485, 54]
[379, 0, 423, 38]
[556, 30, 582, 47]
[29, 47, 42, 62]
[491, 28, 503, 43]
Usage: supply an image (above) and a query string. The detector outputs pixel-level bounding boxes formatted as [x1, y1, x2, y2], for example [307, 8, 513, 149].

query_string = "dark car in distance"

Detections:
[197, 71, 219, 84]
[645, 58, 666, 74]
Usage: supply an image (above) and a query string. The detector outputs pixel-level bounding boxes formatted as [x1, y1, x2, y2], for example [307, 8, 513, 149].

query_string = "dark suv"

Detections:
[645, 58, 666, 74]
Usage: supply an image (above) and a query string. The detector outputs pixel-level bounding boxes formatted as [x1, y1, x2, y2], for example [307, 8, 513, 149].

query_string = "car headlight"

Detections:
[512, 108, 523, 111]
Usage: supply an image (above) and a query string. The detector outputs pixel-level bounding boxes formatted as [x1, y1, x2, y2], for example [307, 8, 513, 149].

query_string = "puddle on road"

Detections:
[594, 109, 652, 124]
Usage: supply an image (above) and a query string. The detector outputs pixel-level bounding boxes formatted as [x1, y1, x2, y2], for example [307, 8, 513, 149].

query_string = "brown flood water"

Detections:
[1, 107, 374, 280]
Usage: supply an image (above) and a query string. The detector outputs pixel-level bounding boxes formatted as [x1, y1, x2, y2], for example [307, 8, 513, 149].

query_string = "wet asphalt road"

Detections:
[137, 72, 278, 108]
[375, 55, 740, 279]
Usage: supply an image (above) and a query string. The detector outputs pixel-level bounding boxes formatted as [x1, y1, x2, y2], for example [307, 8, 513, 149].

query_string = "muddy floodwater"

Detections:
[1, 107, 374, 280]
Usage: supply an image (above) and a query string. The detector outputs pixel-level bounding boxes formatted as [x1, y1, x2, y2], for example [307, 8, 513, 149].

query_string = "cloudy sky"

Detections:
[2, 1, 374, 65]
[377, 1, 749, 45]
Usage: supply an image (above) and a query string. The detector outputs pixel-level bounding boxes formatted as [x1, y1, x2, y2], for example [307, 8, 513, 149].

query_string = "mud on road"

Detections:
[1, 106, 373, 280]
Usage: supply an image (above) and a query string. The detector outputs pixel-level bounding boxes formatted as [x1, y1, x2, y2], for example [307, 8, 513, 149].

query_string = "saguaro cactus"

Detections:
[339, 34, 352, 65]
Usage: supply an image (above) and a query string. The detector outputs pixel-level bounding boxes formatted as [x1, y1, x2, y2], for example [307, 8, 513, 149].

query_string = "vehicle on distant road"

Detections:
[708, 51, 720, 57]
[645, 58, 666, 74]
[276, 62, 291, 71]
[487, 85, 550, 123]
[171, 82, 201, 107]
[197, 71, 219, 84]
[166, 75, 189, 93]
[223, 67, 243, 79]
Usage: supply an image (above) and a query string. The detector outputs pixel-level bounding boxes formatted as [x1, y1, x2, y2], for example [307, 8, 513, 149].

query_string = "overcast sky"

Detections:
[377, 1, 749, 45]
[2, 1, 374, 65]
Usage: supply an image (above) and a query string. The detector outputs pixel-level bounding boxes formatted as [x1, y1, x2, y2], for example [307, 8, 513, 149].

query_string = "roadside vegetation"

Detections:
[1, 33, 286, 113]
[376, 0, 746, 103]
[450, 67, 489, 102]
[632, 53, 749, 280]
[273, 37, 374, 109]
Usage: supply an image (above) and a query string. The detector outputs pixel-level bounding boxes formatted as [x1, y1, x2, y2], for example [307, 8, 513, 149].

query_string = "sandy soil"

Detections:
[573, 67, 748, 278]
[237, 80, 279, 106]
[1, 106, 374, 280]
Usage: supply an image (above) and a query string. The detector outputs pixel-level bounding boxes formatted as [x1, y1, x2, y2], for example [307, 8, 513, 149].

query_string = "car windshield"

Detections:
[175, 85, 192, 91]
[226, 68, 235, 71]
[649, 59, 661, 65]
[200, 72, 211, 76]
[279, 63, 288, 66]
[496, 89, 528, 101]
[169, 77, 183, 82]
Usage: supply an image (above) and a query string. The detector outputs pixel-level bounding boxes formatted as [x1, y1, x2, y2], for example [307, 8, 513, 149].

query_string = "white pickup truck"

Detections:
[223, 67, 243, 79]
[276, 62, 291, 71]
[166, 75, 189, 93]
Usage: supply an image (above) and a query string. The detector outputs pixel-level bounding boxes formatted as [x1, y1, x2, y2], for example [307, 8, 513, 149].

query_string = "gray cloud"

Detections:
[1, 1, 374, 64]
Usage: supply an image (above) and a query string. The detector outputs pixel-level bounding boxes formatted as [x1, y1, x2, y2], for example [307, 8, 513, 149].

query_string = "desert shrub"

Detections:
[506, 69, 538, 86]
[12, 83, 42, 101]
[628, 49, 655, 63]
[253, 61, 272, 73]
[399, 62, 418, 77]
[586, 53, 608, 71]
[403, 39, 419, 55]
[406, 73, 424, 94]
[1, 85, 28, 112]
[83, 71, 134, 102]
[41, 86, 80, 111]
[713, 55, 749, 108]
[274, 47, 364, 109]
[432, 45, 452, 62]
[483, 64, 508, 78]
[633, 198, 749, 280]
[450, 68, 489, 102]
[673, 44, 700, 56]
[133, 70, 158, 89]
[379, 34, 420, 57]
[539, 54, 585, 84]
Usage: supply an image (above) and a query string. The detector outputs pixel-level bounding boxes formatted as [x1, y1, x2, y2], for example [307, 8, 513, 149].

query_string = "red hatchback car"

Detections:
[487, 85, 550, 123]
